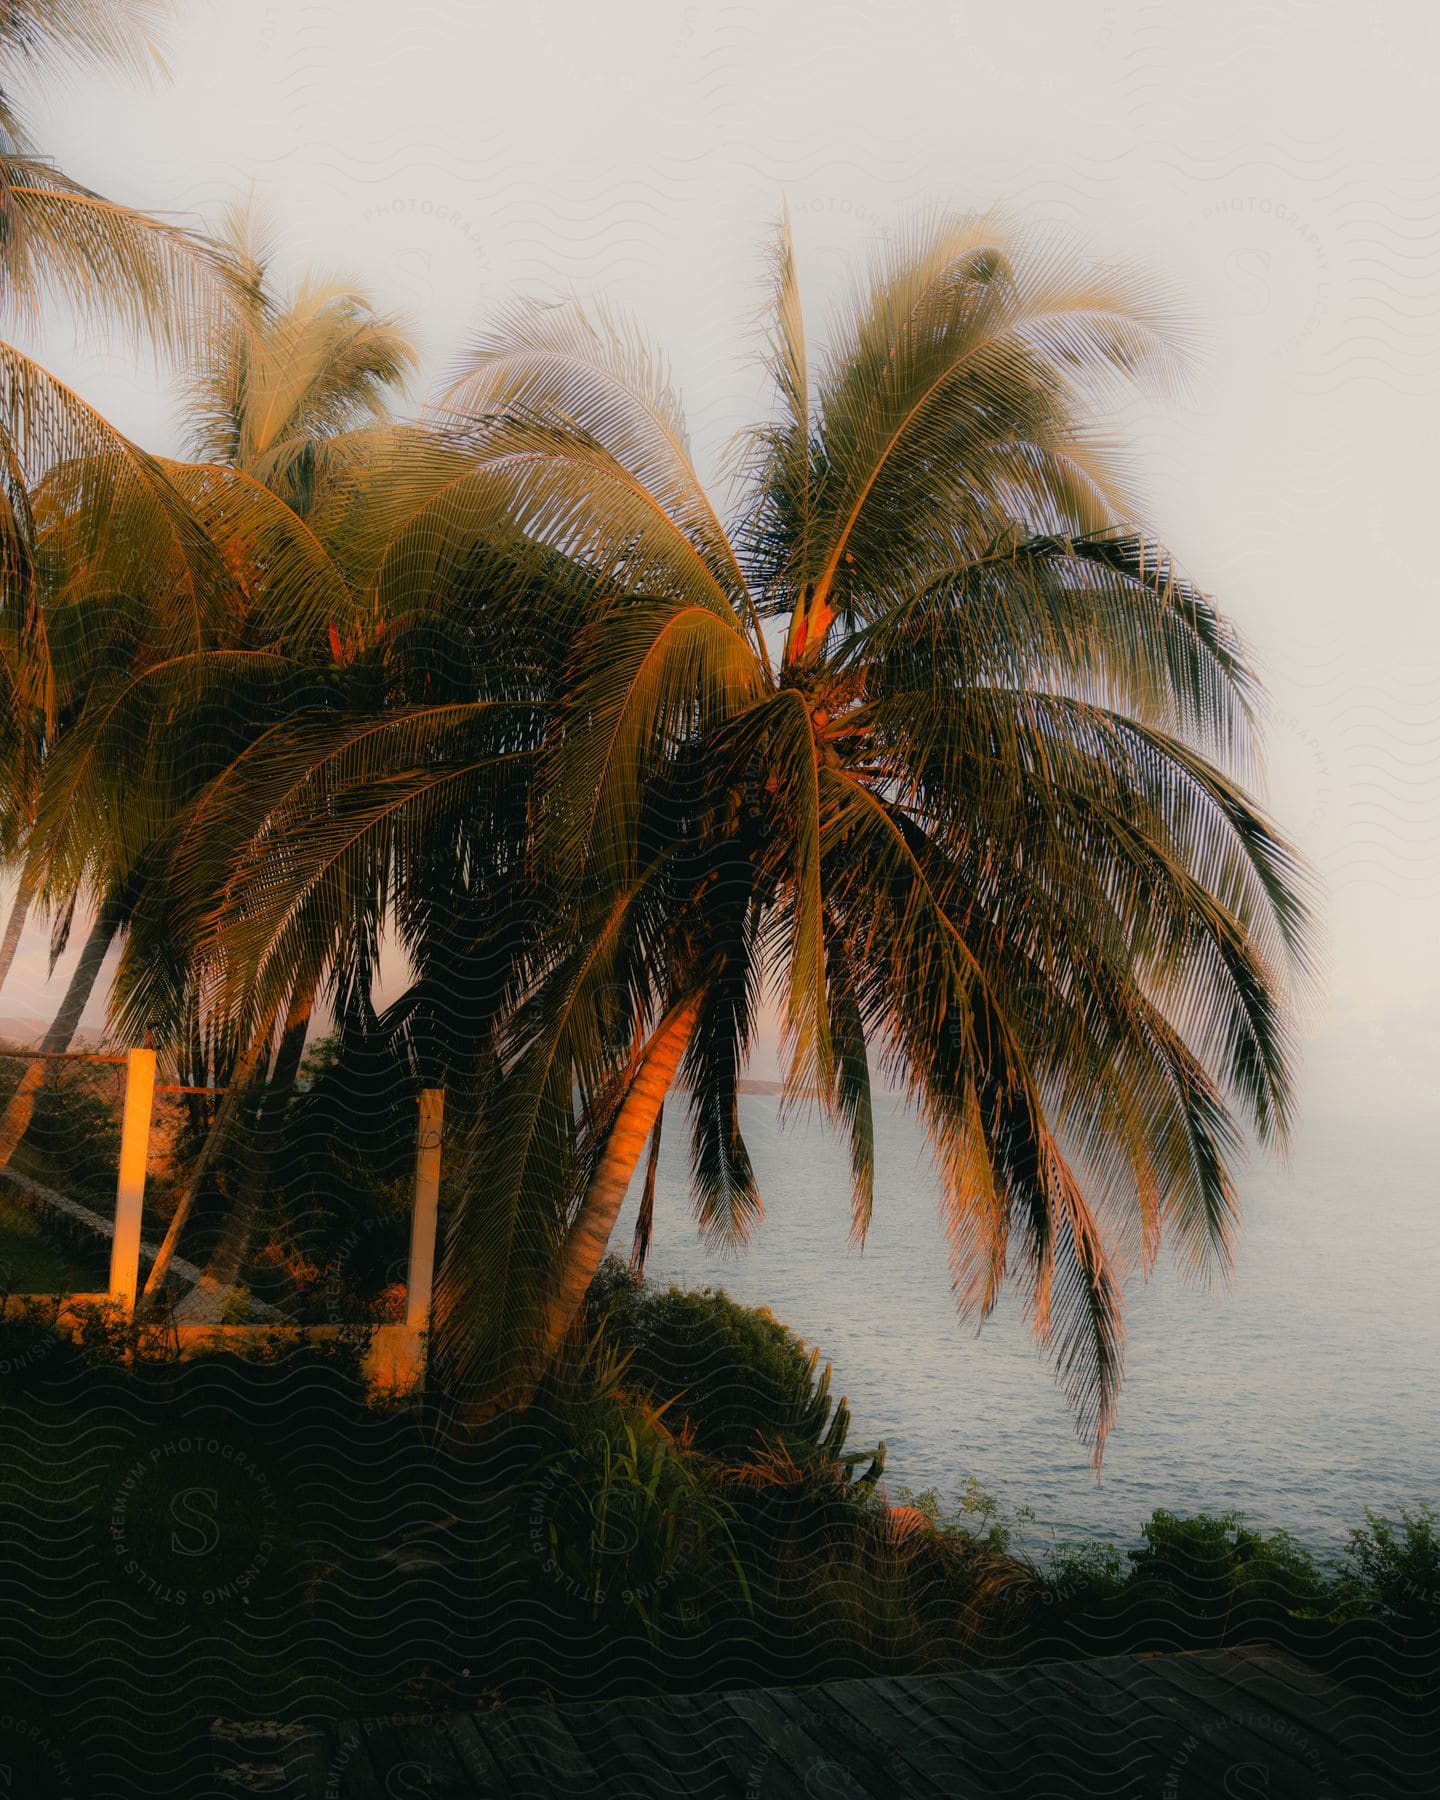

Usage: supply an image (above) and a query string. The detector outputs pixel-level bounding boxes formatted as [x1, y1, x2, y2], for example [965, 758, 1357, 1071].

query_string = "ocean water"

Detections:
[617, 1098, 1439, 1556]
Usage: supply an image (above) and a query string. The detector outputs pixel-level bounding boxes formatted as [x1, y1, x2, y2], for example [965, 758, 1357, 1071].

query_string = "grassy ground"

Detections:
[0, 1189, 107, 1294]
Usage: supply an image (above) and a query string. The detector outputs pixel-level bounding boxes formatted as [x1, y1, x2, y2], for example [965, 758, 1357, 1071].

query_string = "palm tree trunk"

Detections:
[0, 896, 121, 1170]
[0, 864, 36, 997]
[630, 1103, 664, 1273]
[197, 981, 315, 1294]
[139, 1005, 279, 1306]
[538, 996, 698, 1364]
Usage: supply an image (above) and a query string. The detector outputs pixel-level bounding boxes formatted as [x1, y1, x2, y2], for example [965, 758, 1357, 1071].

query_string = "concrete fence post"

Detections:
[405, 1088, 444, 1333]
[108, 1047, 156, 1308]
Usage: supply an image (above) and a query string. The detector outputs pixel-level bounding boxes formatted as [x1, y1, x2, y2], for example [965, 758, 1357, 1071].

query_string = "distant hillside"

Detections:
[0, 1017, 111, 1052]
[0, 1016, 49, 1045]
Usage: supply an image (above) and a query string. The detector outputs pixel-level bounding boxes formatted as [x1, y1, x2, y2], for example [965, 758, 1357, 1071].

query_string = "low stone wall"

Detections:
[5, 1298, 428, 1398]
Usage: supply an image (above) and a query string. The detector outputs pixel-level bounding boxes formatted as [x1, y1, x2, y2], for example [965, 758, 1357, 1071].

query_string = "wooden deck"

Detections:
[214, 1644, 1427, 1797]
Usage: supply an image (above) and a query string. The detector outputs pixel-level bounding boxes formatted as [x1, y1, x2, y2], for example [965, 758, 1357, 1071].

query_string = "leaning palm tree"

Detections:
[137, 216, 1312, 1458]
[445, 214, 1313, 1456]
[1, 0, 236, 689]
[116, 456, 567, 1301]
[148, 223, 417, 1301]
[0, 0, 239, 1129]
[0, 168, 411, 1182]
[0, 439, 351, 1172]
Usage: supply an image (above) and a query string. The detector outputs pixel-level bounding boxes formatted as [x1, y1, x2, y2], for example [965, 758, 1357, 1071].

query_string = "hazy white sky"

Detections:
[6, 0, 1439, 1117]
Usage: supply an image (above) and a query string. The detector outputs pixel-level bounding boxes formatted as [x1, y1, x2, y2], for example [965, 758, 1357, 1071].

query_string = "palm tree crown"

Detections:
[118, 215, 1313, 1457]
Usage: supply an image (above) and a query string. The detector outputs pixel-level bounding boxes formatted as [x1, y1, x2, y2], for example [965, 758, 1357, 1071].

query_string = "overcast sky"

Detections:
[6, 0, 1439, 1118]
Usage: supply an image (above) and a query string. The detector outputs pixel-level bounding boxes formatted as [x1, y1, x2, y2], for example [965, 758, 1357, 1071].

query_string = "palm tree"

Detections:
[132, 216, 1312, 1457]
[0, 0, 240, 1142]
[119, 477, 572, 1300]
[181, 203, 415, 518]
[151, 216, 417, 1303]
[1, 0, 237, 702]
[0, 441, 350, 1171]
[16, 254, 416, 1297]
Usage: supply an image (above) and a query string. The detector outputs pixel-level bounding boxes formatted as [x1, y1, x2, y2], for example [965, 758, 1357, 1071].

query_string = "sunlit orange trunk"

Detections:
[457, 997, 700, 1431]
[0, 863, 37, 997]
[536, 996, 699, 1363]
[0, 897, 121, 1170]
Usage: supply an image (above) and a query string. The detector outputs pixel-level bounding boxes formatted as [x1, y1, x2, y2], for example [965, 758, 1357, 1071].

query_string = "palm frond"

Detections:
[821, 763, 1129, 1453]
[0, 155, 236, 353]
[0, 0, 168, 147]
[540, 597, 765, 887]
[787, 214, 1187, 656]
[182, 210, 416, 511]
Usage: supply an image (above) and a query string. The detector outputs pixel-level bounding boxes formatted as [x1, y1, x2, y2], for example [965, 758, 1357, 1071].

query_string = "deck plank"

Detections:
[467, 1710, 561, 1799]
[322, 1722, 388, 1800]
[879, 1663, 1078, 1784]
[662, 1690, 781, 1795]
[1140, 1647, 1355, 1793]
[766, 1681, 916, 1796]
[495, 1704, 606, 1795]
[443, 1714, 513, 1797]
[382, 1718, 479, 1798]
[562, 1692, 734, 1799]
[1150, 1644, 1423, 1798]
[928, 1656, 1152, 1800]
[808, 1676, 984, 1795]
[314, 1646, 1409, 1798]
[724, 1683, 880, 1797]
[1028, 1651, 1254, 1797]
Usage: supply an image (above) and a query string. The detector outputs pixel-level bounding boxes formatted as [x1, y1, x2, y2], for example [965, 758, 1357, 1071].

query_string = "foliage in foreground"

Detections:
[0, 1269, 1435, 1797]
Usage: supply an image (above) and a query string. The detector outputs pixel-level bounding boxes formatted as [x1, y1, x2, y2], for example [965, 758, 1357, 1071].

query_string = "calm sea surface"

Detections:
[618, 1099, 1439, 1555]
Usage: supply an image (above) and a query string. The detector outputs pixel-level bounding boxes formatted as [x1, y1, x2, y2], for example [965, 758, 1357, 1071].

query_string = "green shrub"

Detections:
[1124, 1510, 1332, 1630]
[218, 1286, 256, 1324]
[521, 1412, 743, 1636]
[1038, 1537, 1127, 1605]
[894, 1477, 1037, 1556]
[1342, 1504, 1440, 1629]
[0, 1055, 122, 1210]
[1, 1190, 107, 1294]
[588, 1256, 863, 1467]
[67, 1298, 140, 1365]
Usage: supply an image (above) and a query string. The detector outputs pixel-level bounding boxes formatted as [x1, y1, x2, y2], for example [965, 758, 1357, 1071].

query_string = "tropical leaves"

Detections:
[0, 0, 245, 974]
[0, 169, 1312, 1465]
[418, 213, 1304, 1453]
[181, 203, 416, 514]
[0, 1, 167, 150]
[0, 153, 235, 352]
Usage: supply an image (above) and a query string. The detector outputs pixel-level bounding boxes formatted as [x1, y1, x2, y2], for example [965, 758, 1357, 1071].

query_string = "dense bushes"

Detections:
[1018, 1502, 1440, 1723]
[1340, 1504, 1440, 1631]
[0, 1263, 1436, 1798]
[586, 1257, 863, 1464]
[1104, 1509, 1333, 1644]
[0, 1053, 121, 1210]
